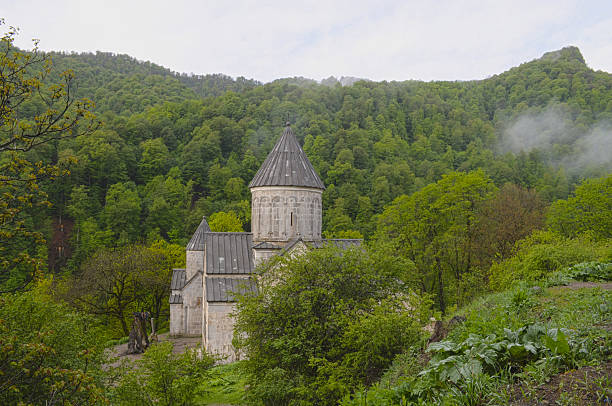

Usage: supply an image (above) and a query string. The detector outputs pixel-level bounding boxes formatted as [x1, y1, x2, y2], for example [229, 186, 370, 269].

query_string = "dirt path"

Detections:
[562, 281, 612, 290]
[107, 333, 201, 367]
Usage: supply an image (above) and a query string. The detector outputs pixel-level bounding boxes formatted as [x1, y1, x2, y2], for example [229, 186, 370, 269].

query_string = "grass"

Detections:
[197, 361, 249, 405]
[105, 335, 130, 347]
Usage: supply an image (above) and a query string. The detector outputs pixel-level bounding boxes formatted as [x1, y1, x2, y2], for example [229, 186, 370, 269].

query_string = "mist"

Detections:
[499, 105, 612, 173]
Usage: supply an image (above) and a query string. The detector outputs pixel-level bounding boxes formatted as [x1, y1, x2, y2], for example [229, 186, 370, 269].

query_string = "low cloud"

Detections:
[499, 105, 612, 173]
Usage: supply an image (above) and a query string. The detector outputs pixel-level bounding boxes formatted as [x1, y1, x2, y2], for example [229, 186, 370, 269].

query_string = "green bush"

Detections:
[546, 174, 612, 240]
[234, 245, 430, 406]
[489, 231, 611, 290]
[109, 341, 215, 406]
[398, 323, 593, 403]
[0, 283, 108, 405]
[565, 262, 612, 281]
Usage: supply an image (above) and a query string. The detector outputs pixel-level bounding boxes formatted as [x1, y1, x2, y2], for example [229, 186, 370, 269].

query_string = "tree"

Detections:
[209, 211, 243, 232]
[68, 245, 167, 335]
[234, 245, 427, 405]
[103, 181, 142, 243]
[139, 137, 170, 182]
[142, 240, 185, 323]
[0, 21, 98, 291]
[0, 283, 107, 405]
[472, 183, 546, 265]
[376, 171, 495, 312]
[546, 174, 611, 240]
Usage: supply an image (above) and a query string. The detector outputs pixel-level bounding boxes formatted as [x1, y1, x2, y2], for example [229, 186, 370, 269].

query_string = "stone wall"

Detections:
[169, 303, 183, 336]
[170, 273, 202, 336]
[251, 186, 322, 243]
[253, 248, 281, 266]
[204, 302, 239, 362]
[186, 249, 204, 280]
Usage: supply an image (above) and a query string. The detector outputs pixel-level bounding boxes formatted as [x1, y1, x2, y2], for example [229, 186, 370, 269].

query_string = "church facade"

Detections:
[169, 123, 360, 361]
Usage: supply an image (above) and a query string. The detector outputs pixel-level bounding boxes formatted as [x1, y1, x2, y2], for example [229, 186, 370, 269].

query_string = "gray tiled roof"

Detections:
[280, 237, 363, 256]
[312, 239, 363, 249]
[169, 294, 183, 304]
[249, 124, 325, 190]
[186, 217, 211, 251]
[205, 233, 254, 274]
[170, 268, 186, 290]
[252, 241, 283, 250]
[206, 277, 256, 302]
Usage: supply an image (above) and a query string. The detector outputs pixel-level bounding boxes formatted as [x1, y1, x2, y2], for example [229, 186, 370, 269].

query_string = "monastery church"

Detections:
[169, 123, 360, 361]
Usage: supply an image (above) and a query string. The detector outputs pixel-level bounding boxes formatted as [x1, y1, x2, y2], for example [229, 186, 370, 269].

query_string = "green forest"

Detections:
[1, 19, 611, 405]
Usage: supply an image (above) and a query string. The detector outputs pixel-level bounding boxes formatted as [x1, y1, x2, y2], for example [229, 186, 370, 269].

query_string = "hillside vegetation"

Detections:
[1, 21, 611, 405]
[13, 45, 611, 278]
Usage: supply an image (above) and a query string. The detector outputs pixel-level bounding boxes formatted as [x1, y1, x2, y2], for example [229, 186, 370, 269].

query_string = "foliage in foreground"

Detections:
[546, 261, 612, 286]
[342, 278, 611, 405]
[234, 245, 431, 405]
[197, 361, 249, 405]
[488, 231, 611, 291]
[0, 282, 108, 405]
[109, 341, 215, 406]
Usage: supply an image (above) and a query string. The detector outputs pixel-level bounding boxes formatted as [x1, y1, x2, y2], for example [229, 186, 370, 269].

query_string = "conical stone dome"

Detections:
[249, 123, 324, 243]
[249, 123, 325, 190]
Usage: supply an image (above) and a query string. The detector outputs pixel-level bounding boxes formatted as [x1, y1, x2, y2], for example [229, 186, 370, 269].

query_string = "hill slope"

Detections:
[14, 45, 612, 274]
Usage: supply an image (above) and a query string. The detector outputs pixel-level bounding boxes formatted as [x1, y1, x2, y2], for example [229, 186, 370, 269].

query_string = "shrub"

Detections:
[489, 231, 611, 290]
[234, 245, 430, 405]
[402, 323, 593, 403]
[110, 341, 215, 406]
[546, 174, 612, 240]
[0, 283, 108, 405]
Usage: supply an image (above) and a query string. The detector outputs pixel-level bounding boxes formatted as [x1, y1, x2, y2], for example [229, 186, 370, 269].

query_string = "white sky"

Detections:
[2, 0, 611, 83]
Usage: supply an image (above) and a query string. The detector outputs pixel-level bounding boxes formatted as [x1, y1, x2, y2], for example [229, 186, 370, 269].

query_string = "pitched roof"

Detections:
[249, 123, 325, 190]
[252, 241, 283, 250]
[205, 233, 254, 275]
[206, 277, 256, 302]
[311, 239, 363, 250]
[280, 237, 363, 256]
[170, 268, 186, 290]
[186, 217, 211, 251]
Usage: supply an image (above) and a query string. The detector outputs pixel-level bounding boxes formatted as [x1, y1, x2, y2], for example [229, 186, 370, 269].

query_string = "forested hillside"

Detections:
[48, 51, 260, 113]
[2, 20, 611, 404]
[24, 45, 609, 274]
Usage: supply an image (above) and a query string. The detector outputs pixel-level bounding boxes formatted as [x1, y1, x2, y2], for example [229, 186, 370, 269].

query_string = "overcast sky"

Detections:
[2, 0, 611, 83]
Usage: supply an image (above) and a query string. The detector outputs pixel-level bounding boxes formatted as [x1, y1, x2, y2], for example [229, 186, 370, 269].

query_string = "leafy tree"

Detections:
[377, 171, 495, 312]
[103, 181, 142, 243]
[68, 244, 169, 335]
[224, 177, 246, 201]
[546, 174, 611, 240]
[209, 210, 244, 232]
[180, 126, 221, 191]
[234, 245, 427, 405]
[473, 183, 546, 266]
[73, 129, 129, 189]
[0, 282, 107, 405]
[0, 21, 98, 291]
[139, 137, 170, 182]
[143, 240, 185, 323]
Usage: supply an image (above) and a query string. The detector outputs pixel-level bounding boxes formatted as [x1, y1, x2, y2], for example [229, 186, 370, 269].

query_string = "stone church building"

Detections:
[169, 123, 360, 361]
